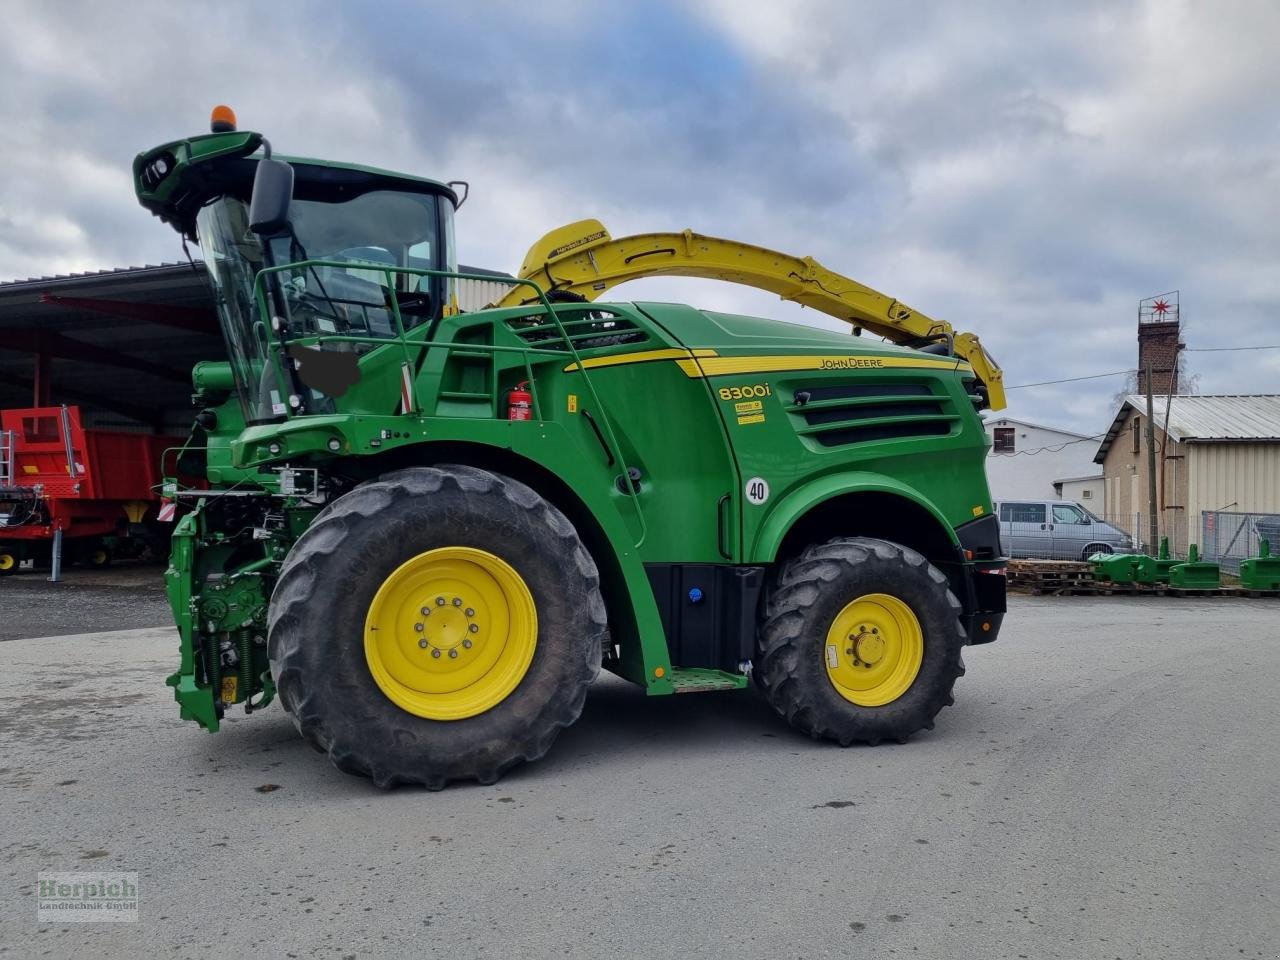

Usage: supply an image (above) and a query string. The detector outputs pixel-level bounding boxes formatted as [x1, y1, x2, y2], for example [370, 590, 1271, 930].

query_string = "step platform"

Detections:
[667, 667, 748, 693]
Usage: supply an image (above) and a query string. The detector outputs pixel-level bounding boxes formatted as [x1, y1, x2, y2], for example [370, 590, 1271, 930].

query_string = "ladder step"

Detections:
[667, 667, 747, 693]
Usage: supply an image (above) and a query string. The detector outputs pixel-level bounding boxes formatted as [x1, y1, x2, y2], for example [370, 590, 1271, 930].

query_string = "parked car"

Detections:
[994, 500, 1134, 560]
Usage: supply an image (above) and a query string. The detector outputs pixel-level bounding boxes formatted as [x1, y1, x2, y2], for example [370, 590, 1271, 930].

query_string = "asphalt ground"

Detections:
[0, 564, 170, 642]
[0, 593, 1276, 959]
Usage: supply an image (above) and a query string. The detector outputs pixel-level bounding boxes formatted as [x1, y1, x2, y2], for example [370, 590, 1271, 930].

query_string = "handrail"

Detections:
[249, 260, 648, 545]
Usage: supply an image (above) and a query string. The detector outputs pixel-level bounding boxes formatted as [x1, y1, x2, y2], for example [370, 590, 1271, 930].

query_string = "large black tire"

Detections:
[268, 465, 606, 789]
[755, 537, 965, 746]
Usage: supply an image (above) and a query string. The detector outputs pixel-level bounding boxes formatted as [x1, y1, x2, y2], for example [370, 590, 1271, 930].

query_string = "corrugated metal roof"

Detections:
[0, 259, 513, 426]
[1094, 394, 1280, 462]
[1124, 394, 1280, 441]
[0, 262, 191, 287]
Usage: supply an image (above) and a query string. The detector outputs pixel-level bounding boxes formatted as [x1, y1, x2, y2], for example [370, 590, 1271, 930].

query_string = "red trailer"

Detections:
[0, 405, 179, 575]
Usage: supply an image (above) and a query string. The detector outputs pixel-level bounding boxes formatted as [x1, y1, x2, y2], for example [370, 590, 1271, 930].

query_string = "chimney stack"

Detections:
[1137, 293, 1183, 396]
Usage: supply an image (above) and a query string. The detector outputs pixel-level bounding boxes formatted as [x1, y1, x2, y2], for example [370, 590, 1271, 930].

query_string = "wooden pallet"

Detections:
[1006, 559, 1096, 595]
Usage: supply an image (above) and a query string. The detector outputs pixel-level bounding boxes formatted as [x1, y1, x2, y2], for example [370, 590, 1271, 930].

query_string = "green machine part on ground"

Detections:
[1091, 540, 1221, 589]
[1090, 552, 1159, 584]
[133, 108, 1006, 789]
[1166, 544, 1221, 589]
[1238, 539, 1280, 591]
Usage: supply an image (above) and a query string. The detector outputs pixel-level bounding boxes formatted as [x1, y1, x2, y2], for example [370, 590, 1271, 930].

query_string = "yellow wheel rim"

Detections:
[364, 547, 537, 721]
[824, 593, 924, 707]
[92, 549, 108, 566]
[0, 553, 14, 572]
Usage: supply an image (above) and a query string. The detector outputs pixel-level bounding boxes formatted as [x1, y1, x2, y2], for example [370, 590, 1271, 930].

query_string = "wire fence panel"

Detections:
[1201, 511, 1280, 574]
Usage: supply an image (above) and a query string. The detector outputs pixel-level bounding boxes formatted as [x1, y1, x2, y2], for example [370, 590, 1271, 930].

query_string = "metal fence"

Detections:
[997, 504, 1146, 561]
[1201, 511, 1280, 574]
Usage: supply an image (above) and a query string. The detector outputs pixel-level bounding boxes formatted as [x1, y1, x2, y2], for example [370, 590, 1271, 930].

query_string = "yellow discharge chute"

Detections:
[490, 219, 1005, 410]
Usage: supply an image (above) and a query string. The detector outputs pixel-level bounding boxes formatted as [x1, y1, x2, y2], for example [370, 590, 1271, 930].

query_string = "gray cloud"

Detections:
[1, 0, 1275, 435]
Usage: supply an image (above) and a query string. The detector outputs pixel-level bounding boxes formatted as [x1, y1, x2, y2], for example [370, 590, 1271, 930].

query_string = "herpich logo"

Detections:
[37, 872, 139, 923]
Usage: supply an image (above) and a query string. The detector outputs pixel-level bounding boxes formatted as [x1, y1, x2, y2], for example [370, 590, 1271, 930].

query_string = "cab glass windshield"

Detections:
[196, 187, 448, 423]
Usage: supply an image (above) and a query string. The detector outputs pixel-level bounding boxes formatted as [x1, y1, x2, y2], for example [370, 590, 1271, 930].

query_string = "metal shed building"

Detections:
[1093, 394, 1280, 555]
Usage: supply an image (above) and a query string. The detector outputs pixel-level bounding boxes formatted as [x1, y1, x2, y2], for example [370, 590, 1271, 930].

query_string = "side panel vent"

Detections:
[787, 379, 958, 448]
[813, 420, 952, 448]
[506, 309, 648, 352]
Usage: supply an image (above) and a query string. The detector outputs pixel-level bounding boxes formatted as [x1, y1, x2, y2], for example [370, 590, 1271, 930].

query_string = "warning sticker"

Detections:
[826, 644, 840, 669]
[736, 413, 766, 425]
[220, 676, 237, 704]
[567, 394, 578, 413]
[734, 400, 763, 414]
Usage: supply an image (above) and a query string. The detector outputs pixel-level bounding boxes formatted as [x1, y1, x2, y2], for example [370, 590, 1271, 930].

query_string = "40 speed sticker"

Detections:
[745, 477, 770, 506]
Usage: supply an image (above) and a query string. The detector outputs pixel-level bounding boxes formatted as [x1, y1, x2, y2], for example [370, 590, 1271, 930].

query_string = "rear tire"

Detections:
[268, 465, 605, 789]
[755, 537, 965, 746]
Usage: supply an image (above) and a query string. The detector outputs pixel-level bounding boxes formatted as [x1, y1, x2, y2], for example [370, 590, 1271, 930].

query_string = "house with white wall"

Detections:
[983, 416, 1105, 510]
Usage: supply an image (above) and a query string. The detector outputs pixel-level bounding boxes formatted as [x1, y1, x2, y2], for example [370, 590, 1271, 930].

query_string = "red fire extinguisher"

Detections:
[507, 381, 533, 421]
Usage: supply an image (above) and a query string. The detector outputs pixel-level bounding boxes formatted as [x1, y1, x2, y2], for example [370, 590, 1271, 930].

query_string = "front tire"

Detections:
[268, 466, 605, 789]
[755, 537, 965, 746]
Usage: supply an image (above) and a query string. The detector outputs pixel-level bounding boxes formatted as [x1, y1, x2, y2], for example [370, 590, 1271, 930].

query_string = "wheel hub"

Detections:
[852, 628, 885, 666]
[415, 596, 480, 659]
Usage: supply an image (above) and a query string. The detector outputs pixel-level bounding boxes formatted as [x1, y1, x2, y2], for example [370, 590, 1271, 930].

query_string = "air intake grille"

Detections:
[506, 309, 648, 352]
[787, 381, 957, 448]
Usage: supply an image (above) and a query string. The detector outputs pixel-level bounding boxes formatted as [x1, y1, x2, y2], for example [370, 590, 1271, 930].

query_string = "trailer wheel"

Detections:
[0, 551, 16, 576]
[268, 465, 605, 789]
[755, 537, 965, 746]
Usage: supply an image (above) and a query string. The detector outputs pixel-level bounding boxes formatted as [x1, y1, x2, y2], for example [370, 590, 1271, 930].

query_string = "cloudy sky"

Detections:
[2, 0, 1277, 433]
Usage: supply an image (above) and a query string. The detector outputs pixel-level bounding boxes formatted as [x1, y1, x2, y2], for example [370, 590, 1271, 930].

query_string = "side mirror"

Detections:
[249, 158, 295, 235]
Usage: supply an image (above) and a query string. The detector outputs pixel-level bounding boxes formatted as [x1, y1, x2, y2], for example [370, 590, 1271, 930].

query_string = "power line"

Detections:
[1005, 370, 1135, 390]
[1184, 344, 1280, 352]
[1005, 342, 1280, 390]
[996, 432, 1108, 457]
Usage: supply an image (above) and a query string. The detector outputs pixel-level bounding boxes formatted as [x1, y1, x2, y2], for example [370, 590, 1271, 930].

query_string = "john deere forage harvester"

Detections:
[133, 107, 1006, 788]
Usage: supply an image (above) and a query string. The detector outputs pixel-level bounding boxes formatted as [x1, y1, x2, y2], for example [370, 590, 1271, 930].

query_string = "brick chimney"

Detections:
[1137, 294, 1183, 395]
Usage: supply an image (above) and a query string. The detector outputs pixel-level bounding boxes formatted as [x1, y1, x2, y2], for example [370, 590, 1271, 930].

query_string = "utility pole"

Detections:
[1144, 362, 1158, 554]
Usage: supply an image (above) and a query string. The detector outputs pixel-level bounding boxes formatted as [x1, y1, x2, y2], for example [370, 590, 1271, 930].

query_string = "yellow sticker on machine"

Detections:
[737, 412, 766, 425]
[734, 399, 763, 414]
[220, 676, 237, 704]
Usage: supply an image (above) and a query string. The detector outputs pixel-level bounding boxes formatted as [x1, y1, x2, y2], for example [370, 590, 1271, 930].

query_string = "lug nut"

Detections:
[448, 649, 458, 659]
[414, 623, 424, 633]
[431, 649, 442, 659]
[419, 639, 429, 649]
[436, 597, 446, 606]
[468, 623, 479, 633]
[462, 639, 473, 649]
[452, 597, 462, 607]
[465, 608, 475, 617]
[421, 607, 431, 616]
